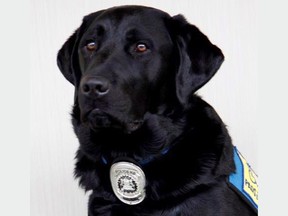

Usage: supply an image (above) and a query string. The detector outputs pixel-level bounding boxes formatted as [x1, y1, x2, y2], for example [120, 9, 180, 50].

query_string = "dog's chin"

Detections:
[85, 108, 143, 134]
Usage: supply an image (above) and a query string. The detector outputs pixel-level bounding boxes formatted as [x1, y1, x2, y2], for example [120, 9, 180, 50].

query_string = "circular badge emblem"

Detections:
[110, 161, 146, 205]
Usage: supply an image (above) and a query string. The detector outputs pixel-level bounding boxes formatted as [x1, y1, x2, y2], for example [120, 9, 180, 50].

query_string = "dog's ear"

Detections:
[57, 11, 105, 85]
[170, 15, 224, 106]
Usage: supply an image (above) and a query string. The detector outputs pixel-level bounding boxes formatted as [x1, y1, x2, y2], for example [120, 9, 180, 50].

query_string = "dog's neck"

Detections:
[100, 144, 172, 166]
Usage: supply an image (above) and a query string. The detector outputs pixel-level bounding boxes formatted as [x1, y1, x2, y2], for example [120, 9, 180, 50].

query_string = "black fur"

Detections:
[57, 5, 256, 216]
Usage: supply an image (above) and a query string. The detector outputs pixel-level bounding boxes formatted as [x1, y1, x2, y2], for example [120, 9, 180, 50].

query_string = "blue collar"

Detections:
[101, 146, 171, 166]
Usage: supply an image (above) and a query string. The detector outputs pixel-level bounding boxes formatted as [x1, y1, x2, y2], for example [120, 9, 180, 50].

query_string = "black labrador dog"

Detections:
[57, 5, 257, 216]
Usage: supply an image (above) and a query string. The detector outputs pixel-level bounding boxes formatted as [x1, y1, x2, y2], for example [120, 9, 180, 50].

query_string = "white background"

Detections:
[30, 0, 258, 215]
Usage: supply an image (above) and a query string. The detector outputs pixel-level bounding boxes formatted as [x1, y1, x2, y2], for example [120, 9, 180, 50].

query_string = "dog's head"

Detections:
[57, 6, 224, 134]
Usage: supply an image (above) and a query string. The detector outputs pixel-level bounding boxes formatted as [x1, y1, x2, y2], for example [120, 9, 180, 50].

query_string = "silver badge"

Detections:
[110, 161, 146, 205]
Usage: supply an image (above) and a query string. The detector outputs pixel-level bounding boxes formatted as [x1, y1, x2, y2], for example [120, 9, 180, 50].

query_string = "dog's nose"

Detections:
[80, 76, 110, 97]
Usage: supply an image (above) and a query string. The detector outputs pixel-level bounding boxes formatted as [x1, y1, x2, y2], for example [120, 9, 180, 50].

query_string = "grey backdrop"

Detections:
[31, 0, 258, 215]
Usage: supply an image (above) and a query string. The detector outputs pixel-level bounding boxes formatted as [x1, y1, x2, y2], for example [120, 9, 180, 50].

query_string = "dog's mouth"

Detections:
[83, 108, 143, 133]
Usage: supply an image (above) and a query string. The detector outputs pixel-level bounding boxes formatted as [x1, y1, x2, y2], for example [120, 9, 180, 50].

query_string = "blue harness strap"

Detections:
[228, 147, 258, 213]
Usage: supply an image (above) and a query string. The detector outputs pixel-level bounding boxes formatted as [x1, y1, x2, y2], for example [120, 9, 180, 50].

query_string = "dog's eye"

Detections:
[86, 42, 97, 52]
[135, 43, 148, 53]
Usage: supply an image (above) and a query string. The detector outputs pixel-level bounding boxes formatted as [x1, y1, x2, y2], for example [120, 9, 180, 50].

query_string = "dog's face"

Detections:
[57, 6, 224, 134]
[77, 8, 176, 133]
